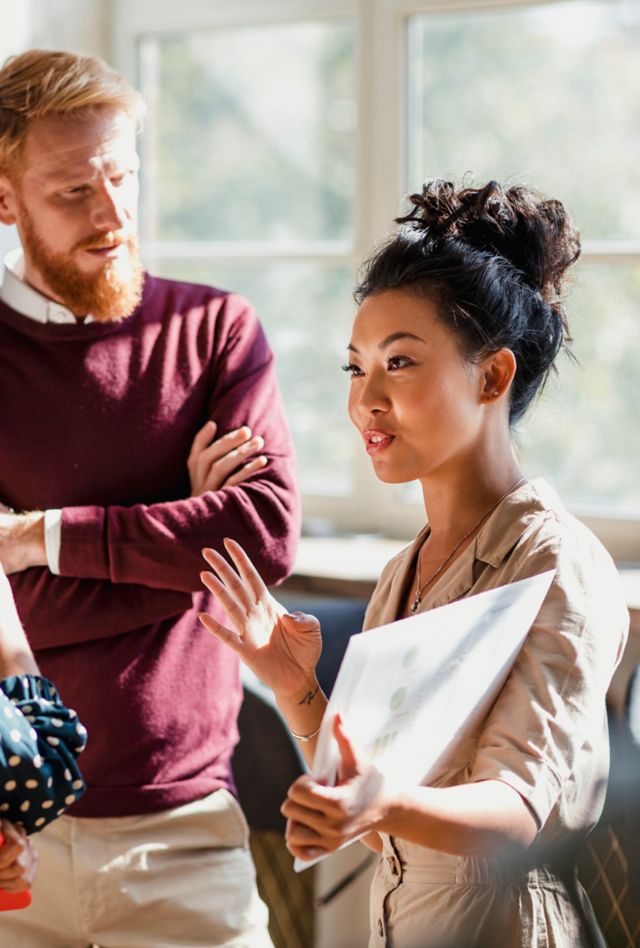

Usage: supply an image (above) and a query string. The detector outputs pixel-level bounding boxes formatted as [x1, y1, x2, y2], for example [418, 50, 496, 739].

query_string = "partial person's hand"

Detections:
[282, 715, 387, 861]
[199, 538, 322, 698]
[188, 421, 268, 495]
[0, 506, 46, 575]
[0, 562, 39, 677]
[0, 821, 38, 893]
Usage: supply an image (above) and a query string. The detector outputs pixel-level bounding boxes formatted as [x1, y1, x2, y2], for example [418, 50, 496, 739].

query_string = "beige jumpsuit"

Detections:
[364, 479, 629, 948]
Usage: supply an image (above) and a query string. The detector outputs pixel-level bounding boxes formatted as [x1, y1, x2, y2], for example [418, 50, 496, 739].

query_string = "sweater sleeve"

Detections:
[0, 675, 87, 834]
[57, 301, 300, 594]
[9, 570, 190, 650]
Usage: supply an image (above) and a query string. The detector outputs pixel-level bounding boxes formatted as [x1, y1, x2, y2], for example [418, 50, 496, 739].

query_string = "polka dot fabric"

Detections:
[0, 675, 87, 834]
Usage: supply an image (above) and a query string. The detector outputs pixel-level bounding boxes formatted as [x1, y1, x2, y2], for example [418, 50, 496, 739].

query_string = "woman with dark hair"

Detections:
[198, 181, 629, 947]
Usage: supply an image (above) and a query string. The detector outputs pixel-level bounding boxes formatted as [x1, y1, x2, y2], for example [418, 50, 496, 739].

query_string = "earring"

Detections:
[492, 389, 500, 397]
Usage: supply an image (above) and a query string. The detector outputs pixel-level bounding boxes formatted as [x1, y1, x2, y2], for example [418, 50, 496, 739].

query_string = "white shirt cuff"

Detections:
[44, 509, 62, 575]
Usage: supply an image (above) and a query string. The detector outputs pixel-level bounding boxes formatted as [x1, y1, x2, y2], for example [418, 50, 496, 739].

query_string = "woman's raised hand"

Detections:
[199, 538, 322, 699]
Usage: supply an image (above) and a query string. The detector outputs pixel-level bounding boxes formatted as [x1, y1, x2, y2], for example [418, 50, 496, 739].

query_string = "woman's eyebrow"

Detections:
[379, 331, 427, 349]
[347, 332, 427, 355]
[346, 332, 427, 354]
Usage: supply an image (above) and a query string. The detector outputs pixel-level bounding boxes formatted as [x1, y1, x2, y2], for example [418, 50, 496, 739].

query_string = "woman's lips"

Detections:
[363, 428, 395, 455]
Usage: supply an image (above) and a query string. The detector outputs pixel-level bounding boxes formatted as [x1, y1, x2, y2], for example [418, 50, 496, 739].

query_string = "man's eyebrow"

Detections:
[42, 156, 139, 186]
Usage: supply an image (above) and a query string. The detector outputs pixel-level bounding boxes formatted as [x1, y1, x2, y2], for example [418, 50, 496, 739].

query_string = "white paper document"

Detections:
[294, 570, 554, 872]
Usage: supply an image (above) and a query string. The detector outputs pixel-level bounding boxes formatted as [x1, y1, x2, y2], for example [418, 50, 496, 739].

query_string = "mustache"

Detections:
[73, 233, 133, 252]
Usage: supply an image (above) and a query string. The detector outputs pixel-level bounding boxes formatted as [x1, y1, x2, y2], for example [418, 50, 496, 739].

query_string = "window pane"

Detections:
[145, 257, 356, 495]
[407, 1, 640, 241]
[138, 19, 356, 242]
[518, 261, 640, 512]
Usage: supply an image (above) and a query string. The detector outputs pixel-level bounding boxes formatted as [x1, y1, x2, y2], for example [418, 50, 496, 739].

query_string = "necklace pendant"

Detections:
[410, 595, 420, 616]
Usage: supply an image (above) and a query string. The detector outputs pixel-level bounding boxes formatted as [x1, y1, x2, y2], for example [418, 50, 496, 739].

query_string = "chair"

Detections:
[577, 665, 640, 948]
[232, 595, 368, 948]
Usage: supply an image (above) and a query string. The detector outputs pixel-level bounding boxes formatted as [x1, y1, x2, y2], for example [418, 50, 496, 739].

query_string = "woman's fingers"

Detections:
[200, 565, 250, 628]
[0, 862, 27, 886]
[281, 778, 331, 819]
[0, 823, 23, 870]
[281, 798, 340, 837]
[285, 822, 328, 861]
[198, 611, 244, 655]
[286, 774, 344, 808]
[285, 817, 326, 848]
[0, 823, 36, 890]
[201, 546, 256, 614]
[223, 538, 272, 605]
[283, 776, 348, 825]
[333, 713, 360, 782]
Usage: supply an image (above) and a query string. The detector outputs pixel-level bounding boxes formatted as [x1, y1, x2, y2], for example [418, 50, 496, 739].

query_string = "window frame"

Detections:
[111, 0, 640, 559]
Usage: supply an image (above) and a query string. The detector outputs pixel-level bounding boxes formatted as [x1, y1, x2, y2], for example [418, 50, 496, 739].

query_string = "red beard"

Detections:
[18, 203, 144, 323]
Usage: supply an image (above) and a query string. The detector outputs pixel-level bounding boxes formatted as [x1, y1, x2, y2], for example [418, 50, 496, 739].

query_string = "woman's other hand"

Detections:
[199, 538, 322, 699]
[0, 820, 38, 893]
[282, 714, 387, 861]
[188, 421, 268, 495]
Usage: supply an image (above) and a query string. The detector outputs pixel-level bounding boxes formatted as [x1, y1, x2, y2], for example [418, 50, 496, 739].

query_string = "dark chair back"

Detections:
[577, 665, 640, 948]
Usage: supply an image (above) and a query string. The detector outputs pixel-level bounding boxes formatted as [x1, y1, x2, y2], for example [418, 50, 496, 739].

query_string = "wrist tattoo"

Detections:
[298, 684, 319, 706]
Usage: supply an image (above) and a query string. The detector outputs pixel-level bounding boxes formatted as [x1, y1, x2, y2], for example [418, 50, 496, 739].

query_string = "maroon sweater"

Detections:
[0, 274, 300, 817]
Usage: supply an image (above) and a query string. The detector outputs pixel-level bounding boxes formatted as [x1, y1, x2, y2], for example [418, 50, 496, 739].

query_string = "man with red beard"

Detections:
[0, 49, 299, 946]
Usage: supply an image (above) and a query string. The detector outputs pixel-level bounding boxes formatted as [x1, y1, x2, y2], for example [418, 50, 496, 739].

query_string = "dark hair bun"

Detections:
[397, 180, 581, 303]
[356, 179, 581, 423]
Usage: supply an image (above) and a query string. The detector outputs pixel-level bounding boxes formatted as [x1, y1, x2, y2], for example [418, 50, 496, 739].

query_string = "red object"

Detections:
[0, 832, 31, 910]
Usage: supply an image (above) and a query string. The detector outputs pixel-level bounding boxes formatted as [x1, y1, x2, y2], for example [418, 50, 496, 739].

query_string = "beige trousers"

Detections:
[0, 789, 272, 948]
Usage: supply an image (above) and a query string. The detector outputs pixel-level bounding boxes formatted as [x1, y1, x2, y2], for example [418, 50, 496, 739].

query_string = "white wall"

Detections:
[0, 0, 112, 261]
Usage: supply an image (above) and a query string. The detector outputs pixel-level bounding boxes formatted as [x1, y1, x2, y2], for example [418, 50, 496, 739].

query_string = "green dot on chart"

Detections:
[402, 646, 419, 668]
[390, 686, 407, 711]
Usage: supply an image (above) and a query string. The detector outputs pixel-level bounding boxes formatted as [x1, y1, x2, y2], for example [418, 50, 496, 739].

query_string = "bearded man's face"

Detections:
[7, 106, 143, 321]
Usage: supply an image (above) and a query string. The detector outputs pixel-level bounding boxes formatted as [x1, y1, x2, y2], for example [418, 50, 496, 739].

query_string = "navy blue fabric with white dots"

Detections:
[0, 675, 87, 834]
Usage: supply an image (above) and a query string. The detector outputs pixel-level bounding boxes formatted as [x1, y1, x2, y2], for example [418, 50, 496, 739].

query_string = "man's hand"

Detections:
[0, 507, 46, 575]
[0, 821, 38, 893]
[187, 421, 268, 496]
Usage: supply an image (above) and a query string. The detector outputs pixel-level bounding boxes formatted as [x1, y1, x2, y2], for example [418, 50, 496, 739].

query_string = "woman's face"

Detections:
[346, 289, 487, 484]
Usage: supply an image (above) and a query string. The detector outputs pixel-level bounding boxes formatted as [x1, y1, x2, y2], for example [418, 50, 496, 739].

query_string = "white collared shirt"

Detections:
[0, 248, 91, 573]
[1, 248, 94, 326]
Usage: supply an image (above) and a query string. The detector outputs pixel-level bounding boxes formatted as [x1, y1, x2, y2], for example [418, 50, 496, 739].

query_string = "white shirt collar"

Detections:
[0, 248, 93, 325]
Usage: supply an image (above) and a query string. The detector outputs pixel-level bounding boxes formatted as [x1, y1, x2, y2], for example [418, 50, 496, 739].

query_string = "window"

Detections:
[406, 0, 640, 528]
[114, 0, 639, 557]
[131, 9, 358, 496]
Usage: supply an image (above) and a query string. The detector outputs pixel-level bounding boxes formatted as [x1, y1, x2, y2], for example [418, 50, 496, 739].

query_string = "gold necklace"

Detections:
[410, 476, 527, 616]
